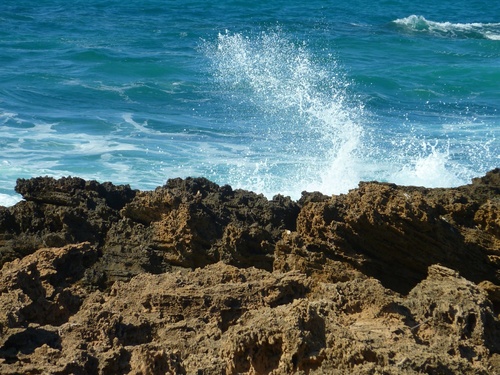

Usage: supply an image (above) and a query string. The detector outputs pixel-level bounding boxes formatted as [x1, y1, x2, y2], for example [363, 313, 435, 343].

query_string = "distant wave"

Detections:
[392, 15, 500, 40]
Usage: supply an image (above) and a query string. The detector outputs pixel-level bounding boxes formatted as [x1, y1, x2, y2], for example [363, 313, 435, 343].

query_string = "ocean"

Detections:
[1, 0, 499, 206]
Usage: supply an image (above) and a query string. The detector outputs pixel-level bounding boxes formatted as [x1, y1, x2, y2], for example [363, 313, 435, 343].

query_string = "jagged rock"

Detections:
[15, 176, 136, 210]
[0, 177, 136, 268]
[280, 169, 500, 294]
[0, 242, 96, 334]
[0, 170, 499, 374]
[93, 177, 300, 287]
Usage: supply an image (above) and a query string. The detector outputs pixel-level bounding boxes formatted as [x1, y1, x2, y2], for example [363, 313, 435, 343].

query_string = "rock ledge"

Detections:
[0, 170, 499, 374]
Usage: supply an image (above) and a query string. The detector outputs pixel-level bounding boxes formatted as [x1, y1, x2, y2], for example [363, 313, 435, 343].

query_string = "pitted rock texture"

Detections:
[0, 169, 499, 374]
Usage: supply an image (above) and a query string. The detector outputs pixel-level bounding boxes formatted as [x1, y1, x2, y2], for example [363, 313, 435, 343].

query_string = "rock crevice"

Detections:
[0, 169, 499, 374]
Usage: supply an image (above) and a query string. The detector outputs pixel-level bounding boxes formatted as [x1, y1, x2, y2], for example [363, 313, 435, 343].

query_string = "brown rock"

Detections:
[0, 170, 499, 374]
[0, 243, 96, 332]
[280, 170, 500, 294]
[0, 176, 136, 268]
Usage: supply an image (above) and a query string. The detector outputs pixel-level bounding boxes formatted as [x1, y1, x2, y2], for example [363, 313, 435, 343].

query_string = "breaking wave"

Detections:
[393, 15, 500, 40]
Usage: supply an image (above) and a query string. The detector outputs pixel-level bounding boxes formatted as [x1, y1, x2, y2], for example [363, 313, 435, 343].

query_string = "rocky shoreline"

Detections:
[0, 170, 499, 374]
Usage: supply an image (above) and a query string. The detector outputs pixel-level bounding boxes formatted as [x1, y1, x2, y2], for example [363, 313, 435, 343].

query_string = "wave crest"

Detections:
[392, 15, 500, 40]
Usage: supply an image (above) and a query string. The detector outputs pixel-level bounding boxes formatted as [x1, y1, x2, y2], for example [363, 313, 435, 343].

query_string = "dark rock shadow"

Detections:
[0, 327, 61, 363]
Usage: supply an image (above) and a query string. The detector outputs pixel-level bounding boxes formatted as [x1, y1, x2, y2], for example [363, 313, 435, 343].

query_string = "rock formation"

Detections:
[0, 169, 499, 374]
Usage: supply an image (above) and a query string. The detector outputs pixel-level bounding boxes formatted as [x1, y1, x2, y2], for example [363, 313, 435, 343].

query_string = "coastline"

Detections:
[0, 170, 499, 373]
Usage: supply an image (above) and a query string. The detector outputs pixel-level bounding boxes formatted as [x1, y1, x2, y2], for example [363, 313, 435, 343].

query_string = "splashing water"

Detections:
[1, 20, 497, 208]
[204, 30, 366, 197]
[203, 29, 495, 197]
[391, 140, 464, 187]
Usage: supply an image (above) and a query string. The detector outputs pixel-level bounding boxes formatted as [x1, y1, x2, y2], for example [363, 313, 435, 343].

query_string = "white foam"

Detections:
[0, 111, 19, 124]
[0, 193, 22, 207]
[393, 15, 500, 40]
[485, 32, 500, 41]
[390, 142, 465, 187]
[122, 113, 158, 135]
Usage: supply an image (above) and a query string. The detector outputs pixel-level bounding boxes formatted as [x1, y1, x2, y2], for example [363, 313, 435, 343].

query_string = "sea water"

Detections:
[1, 0, 499, 205]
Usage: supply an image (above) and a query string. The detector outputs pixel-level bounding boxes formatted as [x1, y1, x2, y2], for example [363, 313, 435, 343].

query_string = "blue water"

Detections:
[1, 0, 499, 205]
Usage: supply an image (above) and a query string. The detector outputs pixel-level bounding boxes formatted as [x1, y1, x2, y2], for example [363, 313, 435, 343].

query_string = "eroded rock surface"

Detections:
[0, 169, 499, 374]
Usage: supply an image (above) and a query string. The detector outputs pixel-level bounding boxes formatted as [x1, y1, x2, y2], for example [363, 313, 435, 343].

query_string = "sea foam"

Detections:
[393, 15, 500, 40]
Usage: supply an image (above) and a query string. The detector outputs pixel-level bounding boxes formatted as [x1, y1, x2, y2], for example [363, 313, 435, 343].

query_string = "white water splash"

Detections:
[203, 29, 498, 198]
[0, 193, 22, 207]
[204, 30, 365, 197]
[390, 141, 464, 187]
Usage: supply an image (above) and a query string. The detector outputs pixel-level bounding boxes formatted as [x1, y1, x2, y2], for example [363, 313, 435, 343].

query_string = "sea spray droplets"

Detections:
[391, 140, 464, 187]
[204, 29, 494, 195]
[205, 30, 366, 196]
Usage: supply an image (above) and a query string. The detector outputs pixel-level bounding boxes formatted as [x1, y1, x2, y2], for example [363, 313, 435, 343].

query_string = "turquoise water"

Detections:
[1, 0, 499, 205]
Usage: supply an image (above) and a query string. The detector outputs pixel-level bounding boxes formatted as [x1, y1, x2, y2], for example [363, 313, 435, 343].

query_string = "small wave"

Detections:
[485, 32, 500, 41]
[392, 15, 500, 40]
[0, 111, 23, 125]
